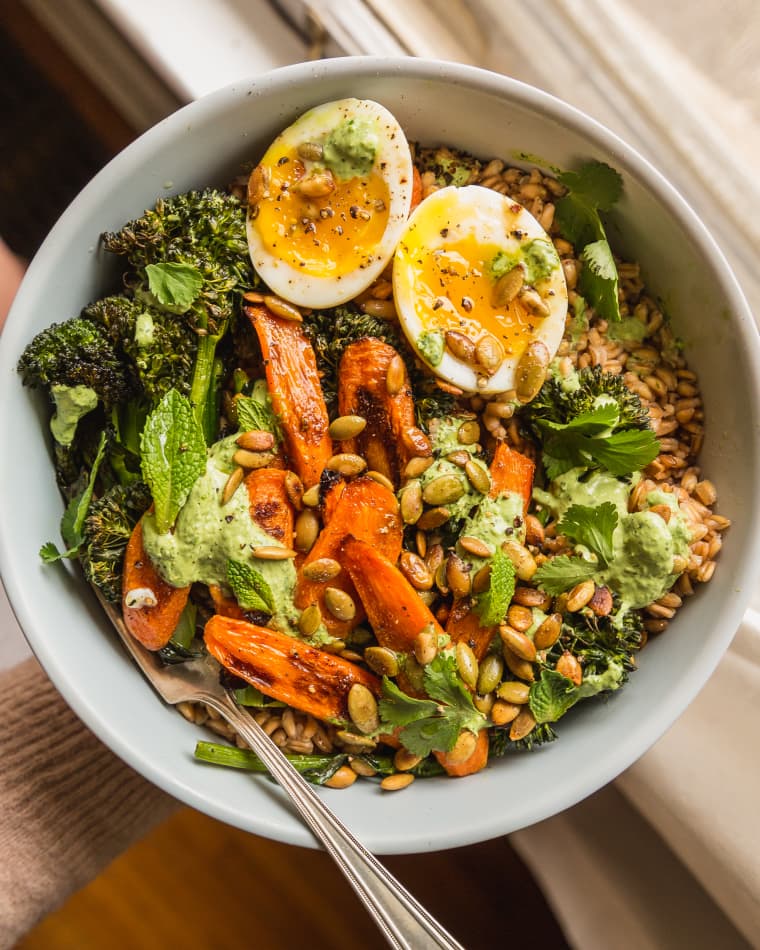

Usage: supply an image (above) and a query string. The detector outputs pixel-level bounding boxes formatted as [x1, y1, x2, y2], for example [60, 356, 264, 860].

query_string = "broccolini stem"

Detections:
[194, 740, 343, 774]
[189, 334, 220, 442]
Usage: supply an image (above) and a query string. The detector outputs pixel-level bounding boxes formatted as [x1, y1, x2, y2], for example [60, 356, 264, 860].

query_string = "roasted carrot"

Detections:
[410, 166, 422, 212]
[489, 441, 535, 516]
[204, 615, 380, 724]
[294, 476, 402, 638]
[208, 585, 245, 620]
[434, 728, 489, 778]
[245, 303, 332, 488]
[122, 520, 190, 651]
[337, 338, 430, 487]
[245, 467, 295, 545]
[445, 599, 493, 662]
[341, 537, 443, 653]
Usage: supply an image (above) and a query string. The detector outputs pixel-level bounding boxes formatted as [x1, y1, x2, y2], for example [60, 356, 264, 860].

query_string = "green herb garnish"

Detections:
[145, 262, 204, 313]
[474, 548, 516, 626]
[226, 558, 275, 614]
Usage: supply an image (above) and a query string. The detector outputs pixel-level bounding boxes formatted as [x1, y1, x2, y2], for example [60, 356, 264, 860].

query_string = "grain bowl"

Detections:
[1, 57, 758, 853]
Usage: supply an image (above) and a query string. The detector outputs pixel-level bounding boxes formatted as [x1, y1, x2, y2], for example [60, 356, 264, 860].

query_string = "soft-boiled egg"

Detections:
[392, 185, 567, 396]
[247, 98, 413, 309]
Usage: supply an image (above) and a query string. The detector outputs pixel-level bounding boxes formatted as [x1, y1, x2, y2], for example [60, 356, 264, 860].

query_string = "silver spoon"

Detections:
[96, 592, 465, 950]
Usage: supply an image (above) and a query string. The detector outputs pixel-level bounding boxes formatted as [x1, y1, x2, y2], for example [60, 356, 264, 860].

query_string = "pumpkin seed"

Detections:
[329, 414, 367, 440]
[263, 294, 303, 323]
[476, 653, 504, 695]
[509, 706, 537, 741]
[512, 586, 552, 610]
[247, 163, 271, 206]
[380, 773, 415, 791]
[502, 646, 535, 682]
[464, 459, 491, 494]
[556, 651, 582, 685]
[524, 514, 545, 546]
[349, 757, 377, 777]
[236, 429, 275, 452]
[302, 557, 341, 582]
[402, 426, 433, 458]
[284, 471, 304, 510]
[517, 287, 550, 318]
[394, 749, 423, 772]
[295, 169, 335, 197]
[324, 587, 356, 621]
[399, 551, 434, 591]
[588, 585, 613, 617]
[302, 484, 321, 507]
[294, 509, 320, 553]
[445, 329, 476, 363]
[456, 641, 479, 688]
[533, 612, 562, 650]
[507, 604, 533, 633]
[297, 141, 323, 161]
[446, 730, 478, 765]
[501, 539, 538, 581]
[326, 453, 367, 477]
[386, 354, 406, 396]
[475, 333, 504, 375]
[324, 765, 357, 789]
[471, 563, 492, 594]
[499, 624, 537, 662]
[222, 466, 244, 505]
[446, 554, 472, 599]
[415, 529, 427, 559]
[425, 543, 445, 575]
[422, 474, 465, 506]
[404, 456, 434, 479]
[400, 480, 423, 524]
[365, 470, 395, 492]
[347, 683, 379, 734]
[491, 263, 525, 307]
[417, 507, 451, 531]
[491, 699, 520, 726]
[473, 693, 495, 715]
[445, 450, 471, 468]
[364, 646, 399, 677]
[298, 604, 322, 637]
[459, 535, 492, 559]
[413, 627, 438, 665]
[515, 340, 550, 403]
[361, 298, 398, 320]
[496, 681, 530, 704]
[233, 448, 273, 470]
[457, 419, 481, 445]
[251, 545, 297, 560]
[566, 579, 595, 612]
[336, 730, 377, 751]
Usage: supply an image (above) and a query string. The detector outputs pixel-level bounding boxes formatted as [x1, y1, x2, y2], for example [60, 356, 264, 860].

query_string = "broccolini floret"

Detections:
[17, 318, 135, 409]
[80, 481, 152, 602]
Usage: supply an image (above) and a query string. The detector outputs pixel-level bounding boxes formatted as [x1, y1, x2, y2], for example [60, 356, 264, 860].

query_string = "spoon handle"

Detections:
[204, 692, 465, 950]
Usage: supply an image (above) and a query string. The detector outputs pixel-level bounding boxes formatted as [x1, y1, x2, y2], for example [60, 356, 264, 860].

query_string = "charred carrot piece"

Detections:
[410, 166, 422, 212]
[445, 599, 493, 662]
[489, 441, 535, 516]
[245, 467, 295, 545]
[122, 520, 190, 651]
[337, 338, 430, 487]
[204, 615, 380, 724]
[208, 585, 245, 620]
[341, 537, 443, 653]
[294, 476, 402, 638]
[245, 303, 332, 488]
[434, 728, 489, 778]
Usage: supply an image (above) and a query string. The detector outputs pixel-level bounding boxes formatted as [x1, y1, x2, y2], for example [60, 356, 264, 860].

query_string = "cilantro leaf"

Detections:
[145, 262, 203, 313]
[590, 428, 660, 474]
[140, 388, 206, 533]
[227, 559, 275, 613]
[39, 431, 108, 563]
[533, 555, 598, 595]
[559, 502, 618, 566]
[378, 677, 439, 727]
[558, 161, 623, 213]
[474, 548, 516, 627]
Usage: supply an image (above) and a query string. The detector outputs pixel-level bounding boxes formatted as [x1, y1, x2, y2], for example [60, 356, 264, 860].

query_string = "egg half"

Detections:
[393, 185, 568, 394]
[246, 98, 413, 309]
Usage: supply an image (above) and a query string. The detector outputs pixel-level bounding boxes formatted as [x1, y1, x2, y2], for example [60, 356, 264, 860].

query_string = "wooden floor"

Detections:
[17, 806, 567, 949]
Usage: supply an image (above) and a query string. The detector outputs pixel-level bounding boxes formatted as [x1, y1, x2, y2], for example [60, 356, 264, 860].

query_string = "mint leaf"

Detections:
[530, 660, 626, 724]
[474, 548, 516, 627]
[145, 262, 203, 313]
[227, 559, 275, 613]
[140, 388, 206, 533]
[534, 555, 598, 595]
[236, 393, 281, 440]
[40, 431, 108, 563]
[559, 502, 618, 566]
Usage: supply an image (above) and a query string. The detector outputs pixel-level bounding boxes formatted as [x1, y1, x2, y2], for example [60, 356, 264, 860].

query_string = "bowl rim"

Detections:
[2, 55, 759, 853]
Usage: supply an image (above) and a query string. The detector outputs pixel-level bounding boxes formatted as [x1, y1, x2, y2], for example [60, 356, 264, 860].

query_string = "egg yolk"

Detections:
[395, 233, 538, 358]
[251, 144, 391, 279]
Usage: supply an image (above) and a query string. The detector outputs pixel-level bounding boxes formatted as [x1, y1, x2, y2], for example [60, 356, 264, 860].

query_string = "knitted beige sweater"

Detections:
[0, 658, 177, 947]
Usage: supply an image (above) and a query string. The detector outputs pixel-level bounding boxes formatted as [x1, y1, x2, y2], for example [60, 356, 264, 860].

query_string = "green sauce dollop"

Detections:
[323, 118, 378, 180]
[49, 383, 98, 446]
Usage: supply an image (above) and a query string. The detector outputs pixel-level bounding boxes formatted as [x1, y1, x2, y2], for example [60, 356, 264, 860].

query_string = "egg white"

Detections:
[247, 98, 413, 309]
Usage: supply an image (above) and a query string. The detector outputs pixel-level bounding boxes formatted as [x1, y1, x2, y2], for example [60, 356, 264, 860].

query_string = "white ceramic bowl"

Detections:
[1, 58, 758, 854]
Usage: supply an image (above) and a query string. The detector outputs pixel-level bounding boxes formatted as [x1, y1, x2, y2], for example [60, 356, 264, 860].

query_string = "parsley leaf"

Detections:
[378, 654, 487, 757]
[533, 555, 597, 595]
[474, 548, 516, 627]
[39, 431, 108, 562]
[145, 262, 204, 313]
[227, 559, 275, 613]
[556, 161, 623, 322]
[559, 502, 618, 566]
[140, 388, 206, 533]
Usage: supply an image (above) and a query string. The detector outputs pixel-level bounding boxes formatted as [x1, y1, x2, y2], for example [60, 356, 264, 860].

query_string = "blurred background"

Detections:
[1, 1, 758, 947]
